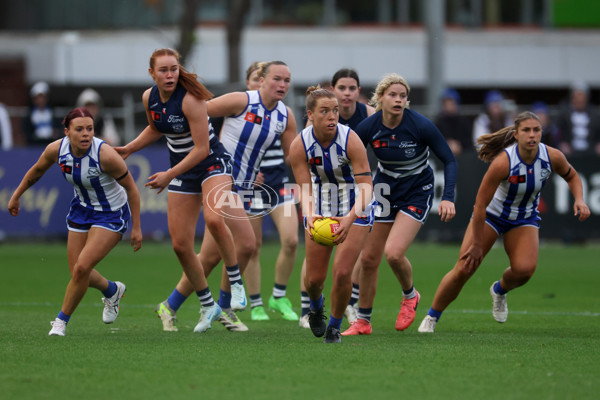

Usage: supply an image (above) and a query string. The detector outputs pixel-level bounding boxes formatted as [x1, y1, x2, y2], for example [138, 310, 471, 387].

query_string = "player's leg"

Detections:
[324, 224, 370, 343]
[418, 219, 498, 332]
[50, 228, 121, 335]
[267, 203, 300, 320]
[341, 222, 390, 336]
[489, 226, 539, 323]
[383, 213, 423, 331]
[246, 215, 269, 320]
[304, 229, 333, 338]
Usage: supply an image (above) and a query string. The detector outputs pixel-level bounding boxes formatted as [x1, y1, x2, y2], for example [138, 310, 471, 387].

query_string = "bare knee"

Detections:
[281, 234, 298, 255]
[72, 263, 93, 283]
[384, 247, 406, 267]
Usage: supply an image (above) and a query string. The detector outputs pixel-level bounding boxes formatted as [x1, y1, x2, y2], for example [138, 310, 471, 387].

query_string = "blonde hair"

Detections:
[477, 111, 541, 163]
[370, 73, 411, 111]
[149, 48, 213, 100]
[305, 85, 336, 112]
[245, 61, 266, 81]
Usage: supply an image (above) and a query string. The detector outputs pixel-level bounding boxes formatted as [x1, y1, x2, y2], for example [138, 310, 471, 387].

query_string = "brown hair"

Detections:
[331, 68, 360, 88]
[149, 48, 213, 100]
[256, 60, 288, 79]
[305, 85, 336, 112]
[477, 111, 541, 163]
[62, 107, 93, 129]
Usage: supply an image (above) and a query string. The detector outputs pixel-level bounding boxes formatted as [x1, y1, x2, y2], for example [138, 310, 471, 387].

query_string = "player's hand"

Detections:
[459, 244, 483, 273]
[7, 197, 20, 216]
[438, 200, 456, 222]
[145, 171, 171, 194]
[130, 227, 142, 252]
[254, 172, 265, 187]
[574, 200, 590, 221]
[114, 146, 131, 160]
[330, 215, 352, 245]
[306, 215, 323, 240]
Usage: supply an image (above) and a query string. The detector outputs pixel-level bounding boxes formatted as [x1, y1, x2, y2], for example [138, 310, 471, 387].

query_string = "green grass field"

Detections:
[1, 241, 599, 400]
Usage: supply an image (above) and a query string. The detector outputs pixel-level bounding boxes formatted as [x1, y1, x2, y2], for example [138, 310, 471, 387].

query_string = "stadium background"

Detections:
[0, 0, 598, 242]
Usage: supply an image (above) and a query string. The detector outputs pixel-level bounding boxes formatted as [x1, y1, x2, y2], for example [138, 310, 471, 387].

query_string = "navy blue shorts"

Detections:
[248, 182, 296, 215]
[168, 155, 232, 194]
[66, 202, 131, 234]
[374, 190, 433, 224]
[485, 212, 540, 235]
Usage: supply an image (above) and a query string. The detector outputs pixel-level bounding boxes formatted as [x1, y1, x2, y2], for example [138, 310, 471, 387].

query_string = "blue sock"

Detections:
[328, 315, 343, 330]
[102, 281, 117, 298]
[494, 281, 508, 295]
[57, 311, 71, 323]
[167, 289, 188, 312]
[309, 294, 324, 311]
[218, 289, 232, 309]
[427, 307, 443, 320]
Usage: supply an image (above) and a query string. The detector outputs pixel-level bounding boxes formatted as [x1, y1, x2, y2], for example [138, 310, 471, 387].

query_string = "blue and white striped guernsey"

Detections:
[58, 136, 127, 212]
[300, 123, 356, 217]
[487, 142, 552, 222]
[220, 90, 288, 189]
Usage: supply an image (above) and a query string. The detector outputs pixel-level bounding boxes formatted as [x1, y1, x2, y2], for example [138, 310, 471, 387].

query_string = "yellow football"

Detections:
[310, 217, 341, 246]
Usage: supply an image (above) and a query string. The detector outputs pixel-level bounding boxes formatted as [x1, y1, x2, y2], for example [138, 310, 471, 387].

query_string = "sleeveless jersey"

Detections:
[355, 109, 457, 202]
[339, 102, 369, 130]
[148, 84, 226, 180]
[300, 123, 357, 217]
[58, 136, 127, 212]
[259, 137, 288, 186]
[487, 143, 552, 222]
[220, 90, 288, 189]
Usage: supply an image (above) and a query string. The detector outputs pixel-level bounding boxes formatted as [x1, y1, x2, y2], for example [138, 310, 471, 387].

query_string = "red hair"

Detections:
[62, 107, 93, 129]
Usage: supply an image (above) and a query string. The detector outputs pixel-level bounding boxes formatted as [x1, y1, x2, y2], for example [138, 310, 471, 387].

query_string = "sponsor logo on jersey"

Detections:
[405, 148, 416, 158]
[508, 175, 526, 184]
[372, 139, 388, 148]
[60, 163, 72, 174]
[308, 156, 323, 165]
[244, 112, 262, 125]
[151, 111, 161, 122]
[168, 115, 185, 123]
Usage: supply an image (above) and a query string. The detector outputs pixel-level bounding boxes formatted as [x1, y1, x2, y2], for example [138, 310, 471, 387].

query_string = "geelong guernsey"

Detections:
[148, 84, 224, 180]
[220, 90, 288, 189]
[58, 136, 127, 212]
[487, 142, 552, 222]
[300, 123, 357, 217]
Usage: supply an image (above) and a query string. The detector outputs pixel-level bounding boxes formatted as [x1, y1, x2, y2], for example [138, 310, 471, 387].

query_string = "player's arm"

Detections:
[460, 152, 507, 271]
[100, 145, 142, 251]
[289, 136, 316, 234]
[424, 120, 457, 222]
[115, 89, 164, 160]
[281, 106, 298, 165]
[548, 146, 590, 221]
[8, 140, 60, 216]
[206, 91, 248, 118]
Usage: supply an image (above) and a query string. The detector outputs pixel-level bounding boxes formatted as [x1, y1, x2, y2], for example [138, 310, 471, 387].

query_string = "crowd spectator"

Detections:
[0, 102, 12, 150]
[531, 101, 559, 147]
[434, 88, 473, 155]
[23, 81, 59, 146]
[556, 81, 600, 156]
[76, 88, 120, 146]
[472, 90, 513, 147]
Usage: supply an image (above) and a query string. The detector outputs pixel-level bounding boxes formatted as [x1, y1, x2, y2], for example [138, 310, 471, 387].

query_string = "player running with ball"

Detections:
[289, 86, 374, 343]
